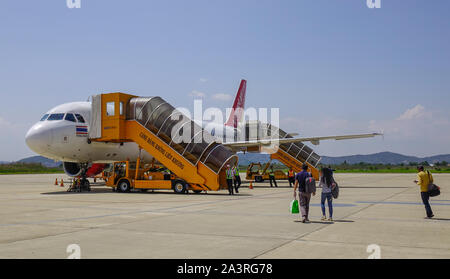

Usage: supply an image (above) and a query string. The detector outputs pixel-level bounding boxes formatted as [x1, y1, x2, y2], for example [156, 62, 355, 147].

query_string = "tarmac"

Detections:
[0, 173, 449, 259]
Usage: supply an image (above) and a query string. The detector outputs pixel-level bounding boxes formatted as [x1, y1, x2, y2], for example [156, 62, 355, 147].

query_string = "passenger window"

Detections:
[106, 102, 115, 116]
[75, 114, 85, 123]
[65, 113, 77, 122]
[120, 102, 124, 115]
[47, 113, 65, 121]
[40, 114, 49, 121]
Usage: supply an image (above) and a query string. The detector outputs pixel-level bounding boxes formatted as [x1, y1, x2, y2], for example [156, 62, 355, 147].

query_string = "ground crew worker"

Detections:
[414, 165, 434, 218]
[268, 166, 278, 187]
[287, 167, 295, 187]
[233, 165, 241, 193]
[294, 164, 314, 223]
[225, 164, 235, 195]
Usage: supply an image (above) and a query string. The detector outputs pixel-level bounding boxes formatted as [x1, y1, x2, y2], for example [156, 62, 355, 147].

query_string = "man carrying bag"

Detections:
[414, 166, 439, 218]
[294, 165, 315, 223]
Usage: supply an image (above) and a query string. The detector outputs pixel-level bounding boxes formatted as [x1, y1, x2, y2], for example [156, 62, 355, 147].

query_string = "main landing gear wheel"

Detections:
[118, 180, 131, 193]
[173, 180, 187, 194]
[255, 176, 263, 183]
[81, 178, 90, 192]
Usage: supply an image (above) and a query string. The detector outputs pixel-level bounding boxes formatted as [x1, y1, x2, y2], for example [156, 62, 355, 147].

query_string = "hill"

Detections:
[11, 152, 450, 169]
[320, 152, 450, 165]
[17, 156, 61, 168]
[238, 152, 450, 166]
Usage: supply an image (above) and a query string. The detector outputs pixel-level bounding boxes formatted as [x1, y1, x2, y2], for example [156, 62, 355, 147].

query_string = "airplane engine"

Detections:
[63, 162, 82, 177]
[63, 162, 107, 177]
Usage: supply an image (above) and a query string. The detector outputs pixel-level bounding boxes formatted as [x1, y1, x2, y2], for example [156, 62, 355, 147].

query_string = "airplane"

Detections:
[25, 80, 382, 188]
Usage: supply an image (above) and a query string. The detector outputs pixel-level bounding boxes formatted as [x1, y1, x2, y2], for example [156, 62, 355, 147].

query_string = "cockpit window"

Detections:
[65, 113, 77, 122]
[40, 114, 49, 121]
[75, 114, 85, 123]
[47, 113, 65, 121]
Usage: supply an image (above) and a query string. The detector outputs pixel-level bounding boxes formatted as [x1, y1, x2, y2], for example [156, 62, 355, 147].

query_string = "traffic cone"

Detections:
[55, 178, 58, 185]
[249, 182, 253, 189]
[60, 179, 64, 187]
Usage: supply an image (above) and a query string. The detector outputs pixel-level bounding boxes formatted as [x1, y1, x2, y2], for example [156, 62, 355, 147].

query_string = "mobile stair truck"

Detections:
[88, 93, 238, 193]
[243, 121, 321, 180]
[246, 162, 288, 183]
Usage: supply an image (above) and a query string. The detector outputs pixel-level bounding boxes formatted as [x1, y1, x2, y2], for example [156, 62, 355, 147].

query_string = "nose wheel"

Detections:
[80, 178, 91, 192]
[67, 164, 91, 192]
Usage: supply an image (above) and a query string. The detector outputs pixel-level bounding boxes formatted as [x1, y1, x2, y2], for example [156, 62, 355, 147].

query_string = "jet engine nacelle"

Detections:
[63, 162, 82, 177]
[62, 162, 107, 177]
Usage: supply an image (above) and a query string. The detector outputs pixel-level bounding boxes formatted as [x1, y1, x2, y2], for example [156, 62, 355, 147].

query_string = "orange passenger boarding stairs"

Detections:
[88, 93, 238, 192]
[245, 122, 322, 180]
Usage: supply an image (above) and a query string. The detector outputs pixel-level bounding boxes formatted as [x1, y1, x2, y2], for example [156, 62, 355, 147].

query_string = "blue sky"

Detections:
[1, 0, 449, 161]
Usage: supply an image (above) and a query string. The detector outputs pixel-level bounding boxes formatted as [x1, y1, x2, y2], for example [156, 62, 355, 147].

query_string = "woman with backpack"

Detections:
[319, 167, 335, 221]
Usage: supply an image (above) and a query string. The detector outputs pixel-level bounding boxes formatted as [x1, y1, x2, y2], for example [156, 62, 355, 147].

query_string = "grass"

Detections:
[239, 164, 450, 174]
[2, 162, 450, 175]
[0, 163, 63, 175]
[333, 169, 450, 173]
[328, 164, 450, 174]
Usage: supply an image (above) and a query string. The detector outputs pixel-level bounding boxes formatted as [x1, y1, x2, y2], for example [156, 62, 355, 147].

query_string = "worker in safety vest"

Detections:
[225, 164, 235, 195]
[233, 165, 241, 193]
[287, 167, 295, 187]
[269, 166, 278, 187]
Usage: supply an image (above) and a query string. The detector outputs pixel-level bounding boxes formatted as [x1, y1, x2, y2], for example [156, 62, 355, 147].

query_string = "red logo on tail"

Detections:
[225, 79, 247, 128]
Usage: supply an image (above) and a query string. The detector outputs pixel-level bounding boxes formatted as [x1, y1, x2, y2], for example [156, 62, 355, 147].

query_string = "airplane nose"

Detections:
[25, 124, 51, 154]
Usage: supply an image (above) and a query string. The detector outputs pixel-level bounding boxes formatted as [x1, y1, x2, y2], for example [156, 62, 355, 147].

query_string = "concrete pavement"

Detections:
[0, 173, 449, 258]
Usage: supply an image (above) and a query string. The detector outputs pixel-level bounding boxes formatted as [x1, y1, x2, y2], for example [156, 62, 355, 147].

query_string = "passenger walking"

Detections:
[414, 166, 434, 218]
[233, 165, 241, 193]
[294, 164, 314, 223]
[319, 167, 334, 221]
[287, 167, 295, 187]
[269, 166, 278, 187]
[225, 164, 235, 195]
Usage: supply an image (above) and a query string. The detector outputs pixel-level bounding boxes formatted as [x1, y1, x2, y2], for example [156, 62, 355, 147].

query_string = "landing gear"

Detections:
[80, 178, 91, 192]
[79, 164, 91, 192]
[67, 163, 91, 192]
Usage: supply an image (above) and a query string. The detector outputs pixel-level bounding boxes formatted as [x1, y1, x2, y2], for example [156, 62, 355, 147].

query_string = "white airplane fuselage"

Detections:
[25, 101, 239, 165]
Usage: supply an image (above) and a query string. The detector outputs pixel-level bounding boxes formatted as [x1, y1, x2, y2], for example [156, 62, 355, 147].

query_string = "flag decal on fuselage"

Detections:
[76, 126, 88, 137]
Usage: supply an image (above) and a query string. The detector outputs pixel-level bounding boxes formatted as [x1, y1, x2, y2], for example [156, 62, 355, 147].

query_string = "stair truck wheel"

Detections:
[193, 190, 202, 194]
[255, 176, 263, 183]
[172, 179, 187, 194]
[118, 179, 131, 193]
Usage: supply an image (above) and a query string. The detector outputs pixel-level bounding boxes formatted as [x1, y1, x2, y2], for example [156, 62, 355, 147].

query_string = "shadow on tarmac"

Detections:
[41, 188, 253, 197]
[429, 218, 450, 221]
[243, 184, 408, 189]
[293, 219, 355, 224]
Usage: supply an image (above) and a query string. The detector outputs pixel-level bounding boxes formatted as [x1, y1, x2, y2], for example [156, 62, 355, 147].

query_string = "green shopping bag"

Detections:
[290, 199, 299, 214]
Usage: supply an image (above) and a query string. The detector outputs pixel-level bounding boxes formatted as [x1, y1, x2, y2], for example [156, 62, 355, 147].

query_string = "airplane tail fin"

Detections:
[224, 79, 247, 128]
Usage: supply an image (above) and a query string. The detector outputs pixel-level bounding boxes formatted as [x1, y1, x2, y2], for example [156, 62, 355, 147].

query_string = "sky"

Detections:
[0, 0, 449, 161]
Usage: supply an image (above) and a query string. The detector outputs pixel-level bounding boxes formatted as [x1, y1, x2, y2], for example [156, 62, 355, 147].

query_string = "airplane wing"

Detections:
[222, 132, 383, 150]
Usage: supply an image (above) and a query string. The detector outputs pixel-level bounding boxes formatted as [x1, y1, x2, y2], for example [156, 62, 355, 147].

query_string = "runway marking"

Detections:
[293, 238, 450, 253]
[309, 203, 356, 207]
[0, 190, 290, 227]
[252, 185, 414, 259]
[356, 201, 450, 206]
